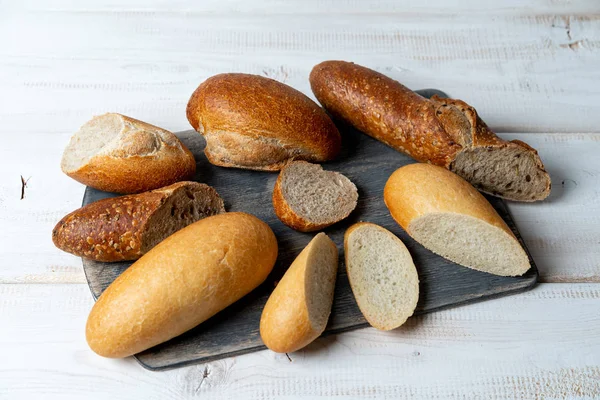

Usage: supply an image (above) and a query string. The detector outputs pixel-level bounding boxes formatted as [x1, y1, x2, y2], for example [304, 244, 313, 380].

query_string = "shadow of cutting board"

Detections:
[81, 89, 538, 370]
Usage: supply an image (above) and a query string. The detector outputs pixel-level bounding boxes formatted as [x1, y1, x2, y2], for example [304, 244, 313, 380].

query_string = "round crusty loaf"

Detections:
[186, 73, 341, 171]
[86, 212, 278, 358]
[52, 181, 225, 262]
[260, 233, 338, 353]
[344, 222, 419, 331]
[384, 163, 531, 276]
[272, 161, 358, 232]
[61, 113, 196, 194]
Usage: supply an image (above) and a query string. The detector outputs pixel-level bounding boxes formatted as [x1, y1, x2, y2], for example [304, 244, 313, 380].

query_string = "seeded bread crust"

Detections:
[310, 61, 551, 201]
[52, 181, 224, 262]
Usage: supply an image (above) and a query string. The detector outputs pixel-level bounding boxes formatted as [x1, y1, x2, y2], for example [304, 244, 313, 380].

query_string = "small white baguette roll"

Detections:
[86, 212, 278, 358]
[260, 233, 338, 353]
[344, 222, 419, 330]
[384, 163, 530, 276]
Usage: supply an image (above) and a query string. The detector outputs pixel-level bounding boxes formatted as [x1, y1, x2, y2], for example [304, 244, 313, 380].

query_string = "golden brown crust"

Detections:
[383, 164, 515, 238]
[310, 61, 462, 167]
[63, 114, 196, 194]
[260, 233, 337, 353]
[52, 182, 223, 262]
[260, 237, 314, 353]
[53, 193, 164, 261]
[310, 61, 551, 201]
[186, 73, 342, 171]
[86, 212, 278, 358]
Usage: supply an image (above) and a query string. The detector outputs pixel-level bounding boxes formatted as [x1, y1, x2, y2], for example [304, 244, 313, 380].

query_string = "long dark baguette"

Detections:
[309, 60, 551, 202]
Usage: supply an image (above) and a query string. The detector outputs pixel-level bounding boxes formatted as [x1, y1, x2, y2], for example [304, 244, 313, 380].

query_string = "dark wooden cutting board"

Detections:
[81, 89, 538, 371]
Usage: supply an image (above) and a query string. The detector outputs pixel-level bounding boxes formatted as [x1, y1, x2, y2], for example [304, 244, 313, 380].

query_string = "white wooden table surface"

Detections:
[1, 1, 600, 398]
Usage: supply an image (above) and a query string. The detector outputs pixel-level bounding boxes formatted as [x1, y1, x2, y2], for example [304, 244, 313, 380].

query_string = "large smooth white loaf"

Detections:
[384, 163, 531, 276]
[85, 212, 278, 358]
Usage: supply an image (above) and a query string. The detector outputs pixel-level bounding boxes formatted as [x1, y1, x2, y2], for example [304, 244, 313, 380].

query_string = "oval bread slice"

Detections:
[61, 113, 196, 194]
[384, 163, 531, 276]
[86, 212, 278, 358]
[273, 161, 358, 232]
[260, 233, 338, 353]
[344, 222, 419, 331]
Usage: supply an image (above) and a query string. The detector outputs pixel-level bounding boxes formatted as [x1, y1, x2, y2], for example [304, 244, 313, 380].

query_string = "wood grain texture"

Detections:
[81, 117, 538, 370]
[0, 2, 599, 135]
[2, 283, 599, 399]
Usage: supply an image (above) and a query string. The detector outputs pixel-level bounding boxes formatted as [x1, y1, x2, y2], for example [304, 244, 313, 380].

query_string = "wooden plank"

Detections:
[503, 133, 600, 283]
[1, 133, 597, 284]
[0, 4, 599, 134]
[1, 283, 599, 399]
[80, 121, 538, 370]
[9, 0, 600, 15]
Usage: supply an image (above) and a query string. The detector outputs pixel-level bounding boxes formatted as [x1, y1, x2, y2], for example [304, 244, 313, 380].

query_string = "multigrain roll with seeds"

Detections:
[52, 182, 225, 262]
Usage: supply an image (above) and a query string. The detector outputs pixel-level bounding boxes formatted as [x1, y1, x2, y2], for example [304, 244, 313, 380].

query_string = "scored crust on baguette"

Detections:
[52, 181, 225, 262]
[273, 161, 358, 232]
[260, 233, 338, 353]
[384, 163, 531, 276]
[309, 61, 551, 202]
[344, 222, 419, 331]
[186, 73, 341, 171]
[86, 212, 278, 358]
[61, 113, 196, 194]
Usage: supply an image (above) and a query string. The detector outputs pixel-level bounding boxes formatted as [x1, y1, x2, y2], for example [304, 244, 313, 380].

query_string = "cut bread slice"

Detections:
[260, 233, 338, 353]
[384, 163, 531, 276]
[273, 161, 358, 232]
[52, 181, 225, 262]
[344, 222, 419, 330]
[61, 113, 196, 194]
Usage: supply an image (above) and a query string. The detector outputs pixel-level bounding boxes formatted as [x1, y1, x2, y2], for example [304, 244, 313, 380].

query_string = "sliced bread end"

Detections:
[141, 182, 225, 253]
[408, 213, 530, 276]
[52, 181, 224, 262]
[273, 161, 358, 232]
[344, 223, 419, 331]
[450, 142, 551, 202]
[260, 232, 338, 353]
